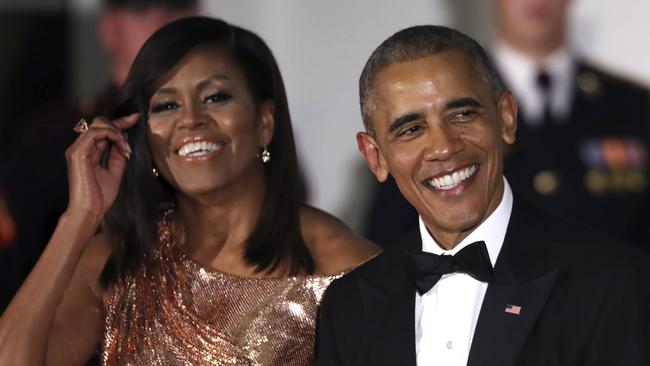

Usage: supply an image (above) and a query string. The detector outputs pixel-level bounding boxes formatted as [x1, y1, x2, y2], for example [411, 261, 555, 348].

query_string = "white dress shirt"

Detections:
[492, 43, 575, 126]
[415, 178, 513, 366]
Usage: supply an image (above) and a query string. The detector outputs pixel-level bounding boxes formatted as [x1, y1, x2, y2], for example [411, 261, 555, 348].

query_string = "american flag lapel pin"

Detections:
[504, 304, 522, 315]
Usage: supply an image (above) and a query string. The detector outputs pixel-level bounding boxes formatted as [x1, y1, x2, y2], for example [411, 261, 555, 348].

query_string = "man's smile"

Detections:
[423, 164, 479, 191]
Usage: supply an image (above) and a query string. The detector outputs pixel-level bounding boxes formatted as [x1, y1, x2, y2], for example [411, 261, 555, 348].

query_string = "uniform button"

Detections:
[577, 71, 601, 95]
[446, 341, 453, 349]
[534, 170, 559, 195]
[585, 170, 607, 195]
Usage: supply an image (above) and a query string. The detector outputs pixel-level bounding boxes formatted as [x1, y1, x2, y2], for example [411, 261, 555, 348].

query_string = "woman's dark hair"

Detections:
[101, 16, 312, 286]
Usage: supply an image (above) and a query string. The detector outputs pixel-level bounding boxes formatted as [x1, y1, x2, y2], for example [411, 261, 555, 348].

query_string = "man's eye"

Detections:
[151, 102, 179, 114]
[203, 92, 232, 104]
[452, 109, 478, 121]
[399, 124, 423, 137]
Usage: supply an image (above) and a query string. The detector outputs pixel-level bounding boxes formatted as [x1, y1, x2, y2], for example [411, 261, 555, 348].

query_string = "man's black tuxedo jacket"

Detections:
[318, 199, 650, 366]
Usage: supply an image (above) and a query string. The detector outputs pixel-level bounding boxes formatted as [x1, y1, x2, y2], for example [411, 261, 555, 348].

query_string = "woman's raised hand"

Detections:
[65, 113, 139, 223]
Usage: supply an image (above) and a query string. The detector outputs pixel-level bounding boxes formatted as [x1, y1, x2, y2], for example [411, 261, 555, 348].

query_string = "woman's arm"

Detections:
[0, 114, 137, 365]
[300, 205, 380, 275]
[0, 213, 107, 365]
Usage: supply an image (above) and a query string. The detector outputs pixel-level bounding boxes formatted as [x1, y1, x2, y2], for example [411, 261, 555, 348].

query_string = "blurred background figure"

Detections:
[0, 0, 198, 313]
[495, 0, 649, 247]
[362, 0, 650, 249]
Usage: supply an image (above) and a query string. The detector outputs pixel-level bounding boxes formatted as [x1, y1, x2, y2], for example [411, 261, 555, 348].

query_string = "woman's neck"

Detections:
[173, 166, 267, 268]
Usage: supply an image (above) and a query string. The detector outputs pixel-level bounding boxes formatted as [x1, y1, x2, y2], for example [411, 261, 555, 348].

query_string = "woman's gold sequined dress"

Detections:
[101, 211, 345, 365]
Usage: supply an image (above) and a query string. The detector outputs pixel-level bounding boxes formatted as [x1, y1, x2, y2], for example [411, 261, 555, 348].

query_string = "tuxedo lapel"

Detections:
[467, 199, 560, 366]
[359, 231, 420, 366]
[467, 267, 559, 366]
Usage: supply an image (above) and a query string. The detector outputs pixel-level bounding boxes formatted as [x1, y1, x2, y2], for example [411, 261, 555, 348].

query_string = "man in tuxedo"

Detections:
[317, 25, 650, 366]
[363, 0, 650, 249]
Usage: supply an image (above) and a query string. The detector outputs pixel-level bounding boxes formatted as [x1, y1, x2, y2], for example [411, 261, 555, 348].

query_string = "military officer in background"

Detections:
[493, 0, 649, 246]
[363, 0, 650, 248]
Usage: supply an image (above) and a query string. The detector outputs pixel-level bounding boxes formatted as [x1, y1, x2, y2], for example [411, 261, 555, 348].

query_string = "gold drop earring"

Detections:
[261, 146, 271, 163]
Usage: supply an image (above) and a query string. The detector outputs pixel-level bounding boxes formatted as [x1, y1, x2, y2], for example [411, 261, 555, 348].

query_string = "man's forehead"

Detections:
[370, 52, 482, 105]
[374, 50, 474, 86]
[365, 51, 495, 132]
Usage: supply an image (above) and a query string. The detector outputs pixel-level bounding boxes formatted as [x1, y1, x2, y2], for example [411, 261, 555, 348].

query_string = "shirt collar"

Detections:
[492, 42, 574, 83]
[492, 42, 537, 96]
[492, 43, 575, 122]
[418, 177, 513, 267]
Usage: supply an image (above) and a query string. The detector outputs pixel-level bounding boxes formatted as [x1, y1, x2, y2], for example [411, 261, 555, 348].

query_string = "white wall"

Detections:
[571, 0, 650, 85]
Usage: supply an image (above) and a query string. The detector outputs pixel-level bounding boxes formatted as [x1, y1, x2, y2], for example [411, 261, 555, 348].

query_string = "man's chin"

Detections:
[421, 212, 482, 239]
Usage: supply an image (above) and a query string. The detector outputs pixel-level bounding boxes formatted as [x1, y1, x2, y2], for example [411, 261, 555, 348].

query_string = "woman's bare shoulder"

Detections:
[300, 205, 380, 275]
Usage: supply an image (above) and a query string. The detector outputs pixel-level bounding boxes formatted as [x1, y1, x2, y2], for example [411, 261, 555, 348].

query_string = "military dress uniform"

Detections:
[493, 44, 650, 248]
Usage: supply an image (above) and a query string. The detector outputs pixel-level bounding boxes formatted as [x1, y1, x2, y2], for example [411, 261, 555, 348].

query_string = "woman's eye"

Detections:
[150, 102, 179, 114]
[203, 92, 232, 104]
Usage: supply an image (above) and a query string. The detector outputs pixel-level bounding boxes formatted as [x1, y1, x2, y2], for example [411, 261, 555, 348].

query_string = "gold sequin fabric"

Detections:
[101, 210, 344, 366]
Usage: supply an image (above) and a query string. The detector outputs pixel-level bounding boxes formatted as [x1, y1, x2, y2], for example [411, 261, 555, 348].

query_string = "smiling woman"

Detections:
[0, 17, 378, 366]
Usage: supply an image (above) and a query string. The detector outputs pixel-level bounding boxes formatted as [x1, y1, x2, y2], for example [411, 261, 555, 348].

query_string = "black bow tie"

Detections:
[405, 241, 495, 295]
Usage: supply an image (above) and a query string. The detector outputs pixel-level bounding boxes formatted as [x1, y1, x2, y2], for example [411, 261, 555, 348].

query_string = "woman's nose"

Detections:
[177, 102, 207, 129]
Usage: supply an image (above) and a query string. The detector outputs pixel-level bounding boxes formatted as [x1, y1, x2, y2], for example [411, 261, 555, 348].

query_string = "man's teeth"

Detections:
[427, 165, 478, 190]
[178, 141, 222, 157]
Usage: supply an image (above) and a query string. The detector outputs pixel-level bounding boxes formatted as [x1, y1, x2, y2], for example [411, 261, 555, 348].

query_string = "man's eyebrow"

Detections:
[445, 97, 483, 110]
[388, 113, 423, 134]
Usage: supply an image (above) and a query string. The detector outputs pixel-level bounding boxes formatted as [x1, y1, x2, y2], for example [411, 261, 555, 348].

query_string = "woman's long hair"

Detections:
[101, 16, 312, 287]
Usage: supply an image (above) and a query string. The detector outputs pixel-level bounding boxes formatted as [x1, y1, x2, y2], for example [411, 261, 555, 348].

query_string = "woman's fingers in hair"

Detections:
[112, 113, 140, 130]
[69, 121, 132, 162]
[86, 117, 133, 159]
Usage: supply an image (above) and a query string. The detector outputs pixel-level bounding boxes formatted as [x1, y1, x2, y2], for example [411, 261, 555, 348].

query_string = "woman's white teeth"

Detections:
[178, 141, 221, 157]
[427, 165, 478, 190]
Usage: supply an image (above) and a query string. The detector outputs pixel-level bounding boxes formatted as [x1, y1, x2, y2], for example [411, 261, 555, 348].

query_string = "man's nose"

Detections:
[423, 123, 464, 161]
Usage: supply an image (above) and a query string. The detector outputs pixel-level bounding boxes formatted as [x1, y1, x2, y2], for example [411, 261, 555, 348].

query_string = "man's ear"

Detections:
[498, 91, 517, 145]
[258, 100, 275, 147]
[356, 132, 389, 182]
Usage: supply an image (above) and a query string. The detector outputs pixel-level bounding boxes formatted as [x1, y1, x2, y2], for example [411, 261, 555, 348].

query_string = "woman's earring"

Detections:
[152, 167, 160, 177]
[261, 146, 271, 163]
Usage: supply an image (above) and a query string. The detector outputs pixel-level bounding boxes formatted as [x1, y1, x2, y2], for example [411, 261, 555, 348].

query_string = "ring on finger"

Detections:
[73, 118, 89, 134]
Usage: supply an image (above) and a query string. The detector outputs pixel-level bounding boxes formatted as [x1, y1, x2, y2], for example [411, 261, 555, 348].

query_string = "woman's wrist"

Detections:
[60, 208, 102, 233]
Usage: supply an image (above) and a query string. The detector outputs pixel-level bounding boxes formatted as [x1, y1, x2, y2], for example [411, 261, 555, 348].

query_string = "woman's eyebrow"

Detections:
[196, 75, 231, 90]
